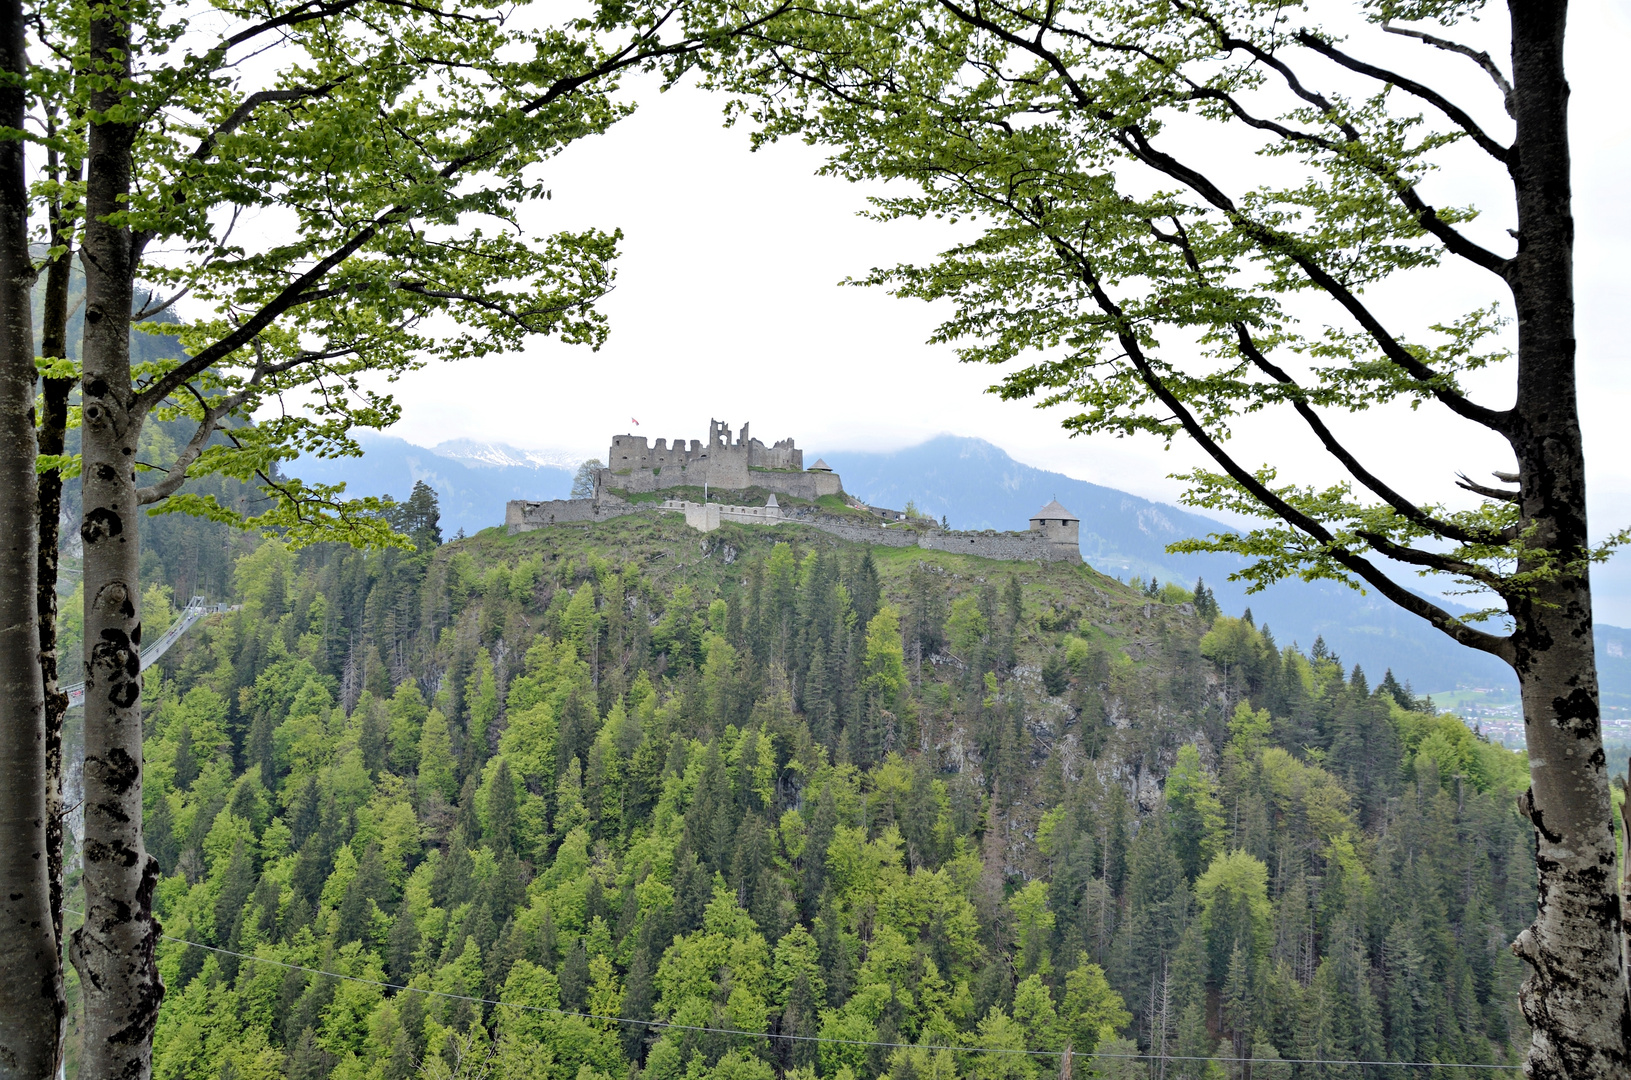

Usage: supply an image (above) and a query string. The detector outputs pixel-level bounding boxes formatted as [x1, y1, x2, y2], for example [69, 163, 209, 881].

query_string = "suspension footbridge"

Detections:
[62, 594, 228, 707]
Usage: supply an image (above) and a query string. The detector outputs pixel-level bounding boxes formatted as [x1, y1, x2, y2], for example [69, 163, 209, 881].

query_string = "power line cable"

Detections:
[79, 912, 1519, 1072]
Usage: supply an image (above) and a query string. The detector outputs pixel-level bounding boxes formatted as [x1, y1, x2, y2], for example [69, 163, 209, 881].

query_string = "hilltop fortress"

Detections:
[506, 420, 1081, 564]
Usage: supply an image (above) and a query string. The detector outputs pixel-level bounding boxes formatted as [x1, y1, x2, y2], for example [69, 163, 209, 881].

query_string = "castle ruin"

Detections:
[504, 419, 1081, 564]
[601, 419, 841, 500]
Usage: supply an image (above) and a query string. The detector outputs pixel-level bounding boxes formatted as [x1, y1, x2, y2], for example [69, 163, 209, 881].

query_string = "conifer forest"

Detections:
[95, 512, 1536, 1080]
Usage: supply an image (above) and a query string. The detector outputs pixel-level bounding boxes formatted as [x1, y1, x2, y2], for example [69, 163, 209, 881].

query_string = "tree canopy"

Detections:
[121, 520, 1534, 1080]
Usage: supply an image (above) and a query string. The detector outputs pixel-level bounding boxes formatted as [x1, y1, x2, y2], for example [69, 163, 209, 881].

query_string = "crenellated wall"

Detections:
[600, 419, 816, 495]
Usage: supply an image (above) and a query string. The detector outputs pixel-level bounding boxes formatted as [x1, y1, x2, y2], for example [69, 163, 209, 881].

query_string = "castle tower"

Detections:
[1030, 499, 1081, 557]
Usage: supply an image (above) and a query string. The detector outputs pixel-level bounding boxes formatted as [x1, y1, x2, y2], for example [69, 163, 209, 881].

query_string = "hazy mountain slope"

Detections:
[293, 432, 575, 537]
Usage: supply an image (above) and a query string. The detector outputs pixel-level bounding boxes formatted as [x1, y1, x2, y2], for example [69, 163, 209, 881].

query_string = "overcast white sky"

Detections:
[366, 0, 1631, 609]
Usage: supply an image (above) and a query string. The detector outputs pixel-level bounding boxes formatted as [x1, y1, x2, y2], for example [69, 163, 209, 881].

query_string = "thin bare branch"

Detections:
[136, 391, 241, 504]
[131, 284, 191, 321]
[1383, 22, 1515, 118]
[1456, 473, 1521, 503]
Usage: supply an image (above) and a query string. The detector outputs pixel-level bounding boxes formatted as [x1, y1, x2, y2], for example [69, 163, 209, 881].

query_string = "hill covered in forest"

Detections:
[291, 431, 1631, 706]
[89, 514, 1535, 1080]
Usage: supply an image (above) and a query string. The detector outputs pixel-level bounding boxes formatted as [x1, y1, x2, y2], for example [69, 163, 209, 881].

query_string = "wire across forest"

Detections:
[89, 915, 1520, 1073]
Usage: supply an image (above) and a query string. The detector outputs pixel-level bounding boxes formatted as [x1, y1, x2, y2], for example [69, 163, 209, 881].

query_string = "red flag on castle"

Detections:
[630, 417, 640, 425]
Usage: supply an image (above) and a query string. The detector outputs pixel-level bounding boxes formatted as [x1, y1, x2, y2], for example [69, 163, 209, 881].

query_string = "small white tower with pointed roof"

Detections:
[1029, 499, 1081, 560]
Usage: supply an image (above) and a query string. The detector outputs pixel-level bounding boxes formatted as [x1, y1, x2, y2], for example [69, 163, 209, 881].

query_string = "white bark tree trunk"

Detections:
[66, 6, 164, 1074]
[0, 0, 66, 1072]
[1504, 2, 1630, 1075]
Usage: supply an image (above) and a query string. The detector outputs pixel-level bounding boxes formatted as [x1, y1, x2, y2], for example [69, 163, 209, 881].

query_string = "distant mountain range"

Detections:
[297, 431, 1631, 702]
[431, 438, 591, 472]
[295, 434, 579, 539]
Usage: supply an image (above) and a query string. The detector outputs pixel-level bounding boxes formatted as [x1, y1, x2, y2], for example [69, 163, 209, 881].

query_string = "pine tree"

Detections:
[145, 793, 180, 876]
[212, 839, 257, 952]
[417, 708, 458, 805]
[172, 724, 198, 791]
[1121, 809, 1187, 996]
[782, 969, 819, 1070]
[336, 844, 388, 945]
[623, 930, 656, 1062]
[560, 939, 590, 1012]
[391, 480, 444, 550]
[387, 906, 421, 984]
[486, 759, 517, 857]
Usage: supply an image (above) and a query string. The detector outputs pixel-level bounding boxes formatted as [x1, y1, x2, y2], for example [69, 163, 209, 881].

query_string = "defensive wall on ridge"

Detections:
[505, 494, 635, 530]
[786, 515, 1081, 563]
[507, 500, 1082, 564]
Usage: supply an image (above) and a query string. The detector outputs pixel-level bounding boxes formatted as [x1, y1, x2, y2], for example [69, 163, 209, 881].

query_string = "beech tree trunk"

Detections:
[0, 0, 65, 1072]
[1505, 2, 1631, 1076]
[38, 148, 77, 983]
[67, 6, 164, 1075]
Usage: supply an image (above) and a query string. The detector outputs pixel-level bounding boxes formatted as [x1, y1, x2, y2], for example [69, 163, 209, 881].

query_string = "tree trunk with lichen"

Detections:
[1504, 2, 1630, 1076]
[66, 6, 164, 1076]
[0, 0, 65, 1072]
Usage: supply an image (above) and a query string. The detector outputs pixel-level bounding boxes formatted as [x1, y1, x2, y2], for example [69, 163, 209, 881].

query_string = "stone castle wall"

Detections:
[662, 500, 787, 533]
[789, 516, 1080, 563]
[747, 470, 842, 500]
[506, 498, 1080, 562]
[507, 495, 639, 532]
[916, 529, 1080, 563]
[787, 518, 919, 548]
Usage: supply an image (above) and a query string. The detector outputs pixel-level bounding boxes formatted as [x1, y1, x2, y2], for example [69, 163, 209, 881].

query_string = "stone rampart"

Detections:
[786, 516, 1080, 562]
[507, 495, 639, 533]
[663, 499, 785, 533]
[746, 469, 842, 500]
[789, 518, 921, 548]
[917, 530, 1079, 562]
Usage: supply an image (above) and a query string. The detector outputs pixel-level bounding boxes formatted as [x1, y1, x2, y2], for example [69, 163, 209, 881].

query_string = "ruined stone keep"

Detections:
[602, 419, 841, 499]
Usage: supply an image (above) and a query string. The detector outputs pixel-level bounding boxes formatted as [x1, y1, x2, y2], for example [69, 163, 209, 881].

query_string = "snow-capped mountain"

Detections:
[430, 438, 596, 472]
